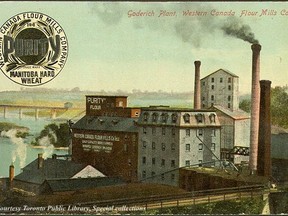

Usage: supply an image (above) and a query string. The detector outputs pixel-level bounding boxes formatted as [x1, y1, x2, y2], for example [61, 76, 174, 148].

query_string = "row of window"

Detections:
[202, 103, 231, 109]
[185, 143, 216, 151]
[143, 112, 216, 124]
[142, 157, 177, 167]
[202, 95, 232, 101]
[210, 85, 232, 90]
[142, 128, 216, 137]
[202, 77, 232, 85]
[142, 141, 176, 150]
[183, 113, 216, 124]
[142, 142, 215, 151]
[143, 112, 177, 123]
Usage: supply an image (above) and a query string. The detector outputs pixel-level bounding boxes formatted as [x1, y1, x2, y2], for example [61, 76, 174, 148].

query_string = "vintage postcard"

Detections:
[0, 1, 288, 215]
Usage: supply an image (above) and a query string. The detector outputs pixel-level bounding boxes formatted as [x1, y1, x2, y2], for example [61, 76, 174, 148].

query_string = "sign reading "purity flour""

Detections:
[0, 12, 68, 86]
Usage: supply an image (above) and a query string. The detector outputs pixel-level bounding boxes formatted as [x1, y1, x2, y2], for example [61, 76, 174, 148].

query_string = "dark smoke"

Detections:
[221, 18, 259, 44]
[88, 3, 259, 46]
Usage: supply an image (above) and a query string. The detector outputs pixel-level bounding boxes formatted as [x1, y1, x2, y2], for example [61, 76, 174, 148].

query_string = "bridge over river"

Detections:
[0, 104, 69, 120]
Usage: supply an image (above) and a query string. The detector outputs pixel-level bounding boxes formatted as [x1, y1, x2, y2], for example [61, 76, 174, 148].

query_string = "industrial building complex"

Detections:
[3, 43, 278, 197]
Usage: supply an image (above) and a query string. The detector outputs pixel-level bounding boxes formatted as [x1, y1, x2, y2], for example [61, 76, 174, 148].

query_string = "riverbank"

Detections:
[29, 145, 69, 150]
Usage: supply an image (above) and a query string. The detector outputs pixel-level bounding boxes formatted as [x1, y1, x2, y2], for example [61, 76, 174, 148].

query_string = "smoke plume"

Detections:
[89, 3, 259, 46]
[1, 129, 27, 168]
[221, 17, 259, 44]
[38, 131, 56, 159]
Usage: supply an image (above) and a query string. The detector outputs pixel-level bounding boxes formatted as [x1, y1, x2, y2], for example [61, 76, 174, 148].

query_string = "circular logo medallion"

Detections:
[0, 12, 68, 86]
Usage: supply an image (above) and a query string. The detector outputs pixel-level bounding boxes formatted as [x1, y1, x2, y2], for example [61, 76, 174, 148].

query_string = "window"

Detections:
[161, 174, 165, 181]
[211, 143, 216, 151]
[172, 128, 176, 136]
[196, 114, 203, 123]
[202, 96, 205, 101]
[228, 85, 231, 90]
[211, 129, 216, 136]
[142, 157, 146, 164]
[183, 113, 190, 123]
[186, 129, 190, 136]
[162, 143, 166, 151]
[198, 143, 203, 150]
[123, 143, 128, 152]
[185, 160, 190, 167]
[171, 173, 175, 180]
[171, 113, 177, 123]
[228, 95, 231, 101]
[152, 113, 158, 122]
[211, 77, 214, 83]
[171, 160, 176, 168]
[162, 127, 166, 135]
[152, 127, 156, 135]
[198, 160, 203, 167]
[220, 78, 223, 83]
[152, 142, 156, 150]
[228, 103, 231, 108]
[202, 81, 205, 86]
[198, 129, 203, 136]
[211, 85, 214, 90]
[161, 113, 168, 123]
[228, 77, 231, 83]
[209, 114, 216, 123]
[171, 143, 176, 151]
[151, 171, 155, 176]
[185, 144, 190, 152]
[143, 112, 149, 121]
[142, 171, 146, 178]
[152, 157, 156, 165]
[142, 141, 147, 149]
[161, 159, 165, 166]
[143, 127, 147, 134]
[211, 95, 214, 101]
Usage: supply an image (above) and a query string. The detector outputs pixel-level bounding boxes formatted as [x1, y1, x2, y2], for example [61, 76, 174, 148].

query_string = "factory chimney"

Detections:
[257, 80, 272, 177]
[9, 164, 14, 188]
[38, 153, 44, 169]
[194, 61, 201, 110]
[249, 44, 261, 174]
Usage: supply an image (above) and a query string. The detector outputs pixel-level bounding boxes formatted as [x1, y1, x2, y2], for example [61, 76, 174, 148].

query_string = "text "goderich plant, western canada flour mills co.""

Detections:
[0, 12, 68, 86]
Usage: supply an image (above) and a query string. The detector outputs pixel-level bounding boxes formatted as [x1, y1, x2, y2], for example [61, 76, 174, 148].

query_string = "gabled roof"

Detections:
[211, 105, 250, 120]
[15, 158, 86, 184]
[72, 165, 105, 178]
[201, 69, 239, 81]
[72, 116, 138, 133]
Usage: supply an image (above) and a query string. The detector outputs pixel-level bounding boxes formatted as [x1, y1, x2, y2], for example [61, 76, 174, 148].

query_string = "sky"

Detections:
[0, 1, 288, 94]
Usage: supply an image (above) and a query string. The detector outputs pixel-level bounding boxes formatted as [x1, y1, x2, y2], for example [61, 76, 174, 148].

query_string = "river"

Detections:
[0, 113, 68, 178]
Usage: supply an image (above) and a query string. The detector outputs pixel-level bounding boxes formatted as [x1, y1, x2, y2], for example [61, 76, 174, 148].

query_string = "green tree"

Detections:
[239, 99, 251, 113]
[239, 86, 288, 129]
[32, 123, 70, 147]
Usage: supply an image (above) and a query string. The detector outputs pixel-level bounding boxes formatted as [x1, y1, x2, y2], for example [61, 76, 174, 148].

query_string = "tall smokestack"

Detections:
[9, 164, 14, 188]
[194, 61, 201, 110]
[257, 80, 272, 177]
[38, 153, 44, 169]
[249, 44, 261, 174]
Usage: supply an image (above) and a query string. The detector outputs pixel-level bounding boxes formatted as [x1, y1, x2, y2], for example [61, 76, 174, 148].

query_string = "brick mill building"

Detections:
[137, 107, 221, 186]
[71, 96, 140, 183]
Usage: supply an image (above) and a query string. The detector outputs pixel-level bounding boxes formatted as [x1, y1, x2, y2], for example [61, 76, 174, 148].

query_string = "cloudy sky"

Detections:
[0, 1, 288, 94]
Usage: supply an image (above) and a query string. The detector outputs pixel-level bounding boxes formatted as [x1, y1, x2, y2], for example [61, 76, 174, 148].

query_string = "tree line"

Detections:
[239, 86, 288, 129]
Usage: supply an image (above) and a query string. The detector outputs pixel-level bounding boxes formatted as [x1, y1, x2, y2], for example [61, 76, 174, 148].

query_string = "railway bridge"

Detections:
[0, 104, 68, 120]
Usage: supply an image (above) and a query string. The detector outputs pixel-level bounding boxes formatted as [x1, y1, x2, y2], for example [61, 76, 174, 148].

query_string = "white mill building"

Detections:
[137, 107, 221, 186]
